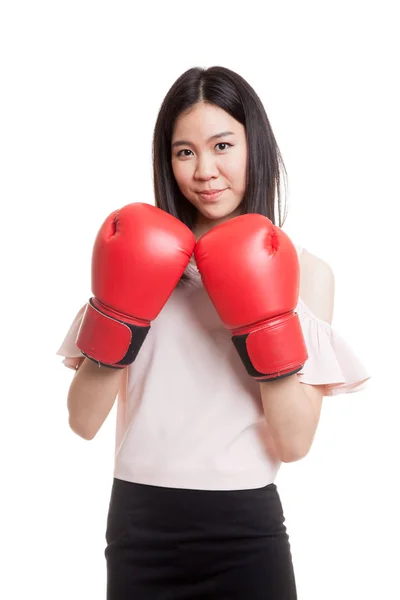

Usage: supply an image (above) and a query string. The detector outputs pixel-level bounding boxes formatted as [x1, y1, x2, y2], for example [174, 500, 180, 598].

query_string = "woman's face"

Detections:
[171, 102, 247, 226]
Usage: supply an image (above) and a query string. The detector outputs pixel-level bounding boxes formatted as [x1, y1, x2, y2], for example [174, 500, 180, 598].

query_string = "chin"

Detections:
[197, 202, 241, 222]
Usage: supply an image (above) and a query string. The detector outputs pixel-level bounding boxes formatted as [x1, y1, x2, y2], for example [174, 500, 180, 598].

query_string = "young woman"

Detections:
[57, 66, 370, 599]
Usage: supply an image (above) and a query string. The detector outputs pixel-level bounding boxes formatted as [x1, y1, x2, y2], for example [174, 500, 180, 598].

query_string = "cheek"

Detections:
[223, 160, 246, 189]
[221, 147, 247, 187]
[172, 161, 192, 189]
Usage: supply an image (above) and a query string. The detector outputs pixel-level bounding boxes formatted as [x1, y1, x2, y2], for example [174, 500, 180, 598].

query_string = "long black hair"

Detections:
[152, 65, 288, 231]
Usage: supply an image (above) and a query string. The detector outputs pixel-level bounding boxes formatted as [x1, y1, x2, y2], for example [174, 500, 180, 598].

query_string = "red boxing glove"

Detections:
[194, 214, 308, 381]
[76, 202, 196, 368]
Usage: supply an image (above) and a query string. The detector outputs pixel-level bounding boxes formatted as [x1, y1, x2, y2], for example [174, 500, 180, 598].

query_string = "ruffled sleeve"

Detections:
[56, 305, 87, 370]
[296, 298, 370, 396]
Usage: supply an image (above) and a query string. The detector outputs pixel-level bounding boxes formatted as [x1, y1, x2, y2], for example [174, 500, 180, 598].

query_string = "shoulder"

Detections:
[298, 249, 335, 324]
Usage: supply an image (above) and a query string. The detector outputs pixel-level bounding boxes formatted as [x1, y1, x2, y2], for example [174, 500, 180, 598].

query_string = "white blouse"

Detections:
[57, 245, 370, 491]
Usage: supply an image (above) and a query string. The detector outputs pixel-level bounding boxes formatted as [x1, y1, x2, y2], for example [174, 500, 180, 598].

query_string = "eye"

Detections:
[176, 149, 193, 157]
[215, 142, 232, 151]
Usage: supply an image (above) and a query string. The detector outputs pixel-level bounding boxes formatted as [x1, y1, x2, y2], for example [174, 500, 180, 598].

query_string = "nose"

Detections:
[194, 153, 219, 181]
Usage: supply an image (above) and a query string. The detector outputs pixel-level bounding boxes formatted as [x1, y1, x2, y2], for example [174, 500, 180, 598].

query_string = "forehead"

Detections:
[172, 102, 242, 139]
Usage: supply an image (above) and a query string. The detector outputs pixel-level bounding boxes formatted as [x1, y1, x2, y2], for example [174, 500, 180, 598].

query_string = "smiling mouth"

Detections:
[196, 189, 227, 201]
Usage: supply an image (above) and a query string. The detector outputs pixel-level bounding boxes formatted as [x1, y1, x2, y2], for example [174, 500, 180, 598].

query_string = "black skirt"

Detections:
[105, 477, 297, 599]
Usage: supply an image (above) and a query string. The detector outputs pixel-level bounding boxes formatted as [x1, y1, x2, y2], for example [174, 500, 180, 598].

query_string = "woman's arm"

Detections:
[260, 250, 335, 462]
[67, 358, 124, 440]
[260, 375, 324, 462]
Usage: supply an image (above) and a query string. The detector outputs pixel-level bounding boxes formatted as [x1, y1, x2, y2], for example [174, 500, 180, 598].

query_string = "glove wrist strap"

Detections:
[232, 312, 308, 381]
[76, 299, 150, 368]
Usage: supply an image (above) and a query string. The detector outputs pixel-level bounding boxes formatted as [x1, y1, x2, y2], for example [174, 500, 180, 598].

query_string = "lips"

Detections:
[197, 188, 227, 202]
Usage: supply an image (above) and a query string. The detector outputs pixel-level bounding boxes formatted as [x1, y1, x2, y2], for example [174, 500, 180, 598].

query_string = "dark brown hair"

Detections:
[152, 65, 288, 231]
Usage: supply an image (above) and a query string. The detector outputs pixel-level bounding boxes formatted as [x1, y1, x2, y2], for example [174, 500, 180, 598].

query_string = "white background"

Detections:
[1, 1, 398, 598]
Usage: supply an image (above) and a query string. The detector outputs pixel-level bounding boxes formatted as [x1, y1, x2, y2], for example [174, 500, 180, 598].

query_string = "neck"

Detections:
[194, 209, 241, 240]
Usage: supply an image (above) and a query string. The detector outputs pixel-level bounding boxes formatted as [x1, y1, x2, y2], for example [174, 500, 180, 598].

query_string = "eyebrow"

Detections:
[171, 131, 235, 148]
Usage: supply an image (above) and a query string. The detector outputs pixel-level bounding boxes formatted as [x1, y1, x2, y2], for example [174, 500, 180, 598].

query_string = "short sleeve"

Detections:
[296, 298, 370, 396]
[56, 305, 87, 370]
